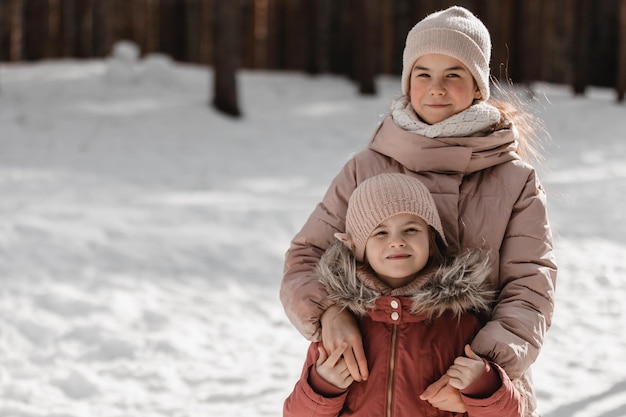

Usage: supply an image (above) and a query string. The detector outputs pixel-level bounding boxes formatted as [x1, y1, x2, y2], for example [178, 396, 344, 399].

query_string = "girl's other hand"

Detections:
[320, 305, 369, 382]
[447, 344, 485, 390]
[316, 342, 354, 389]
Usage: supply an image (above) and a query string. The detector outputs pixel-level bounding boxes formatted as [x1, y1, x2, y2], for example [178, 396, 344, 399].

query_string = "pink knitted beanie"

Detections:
[401, 6, 492, 100]
[336, 173, 447, 262]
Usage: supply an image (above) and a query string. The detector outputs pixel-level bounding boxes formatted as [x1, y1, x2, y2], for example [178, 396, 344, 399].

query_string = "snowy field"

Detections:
[1, 46, 626, 417]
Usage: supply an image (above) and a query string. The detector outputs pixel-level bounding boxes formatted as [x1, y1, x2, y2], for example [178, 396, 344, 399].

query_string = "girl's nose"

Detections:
[389, 236, 406, 247]
[429, 80, 445, 95]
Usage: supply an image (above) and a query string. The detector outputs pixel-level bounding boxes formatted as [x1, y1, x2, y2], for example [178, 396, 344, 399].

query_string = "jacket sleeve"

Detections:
[462, 362, 525, 417]
[471, 168, 557, 379]
[280, 158, 359, 341]
[283, 342, 348, 417]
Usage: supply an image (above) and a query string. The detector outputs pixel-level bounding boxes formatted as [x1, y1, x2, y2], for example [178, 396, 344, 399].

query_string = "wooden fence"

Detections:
[1, 0, 625, 100]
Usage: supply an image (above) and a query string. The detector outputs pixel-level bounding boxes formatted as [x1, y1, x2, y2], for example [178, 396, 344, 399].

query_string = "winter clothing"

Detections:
[391, 96, 501, 138]
[280, 105, 557, 416]
[284, 242, 524, 417]
[336, 173, 447, 262]
[401, 6, 492, 100]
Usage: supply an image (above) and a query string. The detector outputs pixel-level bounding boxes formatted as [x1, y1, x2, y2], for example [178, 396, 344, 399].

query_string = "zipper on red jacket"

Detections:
[386, 324, 398, 417]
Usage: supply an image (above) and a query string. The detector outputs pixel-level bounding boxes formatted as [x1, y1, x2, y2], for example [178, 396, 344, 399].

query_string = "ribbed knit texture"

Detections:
[343, 174, 447, 262]
[401, 6, 492, 100]
[391, 96, 501, 138]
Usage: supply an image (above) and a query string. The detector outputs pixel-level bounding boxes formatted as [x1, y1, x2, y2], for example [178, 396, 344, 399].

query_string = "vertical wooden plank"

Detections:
[76, 0, 94, 58]
[304, 0, 320, 74]
[593, 0, 619, 89]
[476, 0, 514, 81]
[498, 0, 515, 81]
[23, 0, 49, 60]
[326, 0, 341, 73]
[339, 0, 354, 77]
[310, 0, 331, 73]
[251, 0, 269, 68]
[572, 0, 590, 95]
[0, 0, 9, 61]
[265, 0, 285, 69]
[159, 0, 173, 58]
[144, 0, 160, 54]
[353, 0, 377, 94]
[47, 0, 61, 57]
[174, 0, 188, 61]
[8, 0, 24, 61]
[548, 0, 571, 85]
[90, 0, 105, 57]
[562, 0, 576, 86]
[541, 0, 554, 81]
[194, 0, 213, 65]
[379, 0, 394, 74]
[522, 0, 542, 83]
[617, 0, 626, 101]
[393, 0, 412, 77]
[184, 0, 198, 62]
[160, 0, 187, 61]
[244, 0, 255, 68]
[59, 0, 76, 57]
[95, 0, 113, 57]
[283, 0, 308, 70]
[198, 0, 214, 65]
[130, 0, 146, 56]
[213, 0, 242, 116]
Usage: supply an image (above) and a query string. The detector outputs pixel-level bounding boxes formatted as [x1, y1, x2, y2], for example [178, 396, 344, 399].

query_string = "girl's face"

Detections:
[364, 213, 431, 289]
[408, 53, 481, 124]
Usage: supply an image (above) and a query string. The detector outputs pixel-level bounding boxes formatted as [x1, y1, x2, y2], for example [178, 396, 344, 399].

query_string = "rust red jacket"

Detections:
[284, 243, 524, 417]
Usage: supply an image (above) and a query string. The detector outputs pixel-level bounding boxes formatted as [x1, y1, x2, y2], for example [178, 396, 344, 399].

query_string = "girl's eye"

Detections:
[373, 230, 387, 237]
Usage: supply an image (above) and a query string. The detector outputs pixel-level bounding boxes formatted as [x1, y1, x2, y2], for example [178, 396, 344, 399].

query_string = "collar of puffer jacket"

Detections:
[368, 116, 520, 174]
[316, 240, 494, 320]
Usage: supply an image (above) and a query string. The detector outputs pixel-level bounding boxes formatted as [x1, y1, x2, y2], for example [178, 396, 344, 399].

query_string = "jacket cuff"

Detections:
[461, 359, 502, 398]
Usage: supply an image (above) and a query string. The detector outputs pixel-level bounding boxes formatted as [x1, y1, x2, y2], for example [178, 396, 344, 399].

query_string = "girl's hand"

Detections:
[447, 344, 485, 390]
[316, 342, 354, 389]
[320, 305, 369, 382]
[420, 374, 466, 413]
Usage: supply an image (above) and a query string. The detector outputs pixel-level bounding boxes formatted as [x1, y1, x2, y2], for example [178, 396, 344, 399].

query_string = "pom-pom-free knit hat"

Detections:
[335, 174, 447, 262]
[401, 6, 492, 100]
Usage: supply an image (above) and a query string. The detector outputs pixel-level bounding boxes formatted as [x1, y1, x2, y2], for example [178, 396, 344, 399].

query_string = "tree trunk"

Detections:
[354, 0, 377, 95]
[616, 0, 626, 101]
[572, 0, 590, 95]
[212, 0, 241, 117]
[9, 0, 24, 61]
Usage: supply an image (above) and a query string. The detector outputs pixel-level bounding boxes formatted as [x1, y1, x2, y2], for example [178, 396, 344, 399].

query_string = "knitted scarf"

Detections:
[390, 96, 501, 138]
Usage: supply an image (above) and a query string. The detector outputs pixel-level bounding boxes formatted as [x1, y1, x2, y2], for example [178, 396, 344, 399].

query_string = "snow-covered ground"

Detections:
[1, 46, 625, 417]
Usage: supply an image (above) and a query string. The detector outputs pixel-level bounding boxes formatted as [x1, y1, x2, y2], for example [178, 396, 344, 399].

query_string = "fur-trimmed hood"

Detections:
[316, 240, 494, 319]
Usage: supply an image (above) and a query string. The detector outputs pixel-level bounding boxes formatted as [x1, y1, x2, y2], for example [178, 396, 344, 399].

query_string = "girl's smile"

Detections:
[364, 213, 431, 289]
[409, 54, 481, 124]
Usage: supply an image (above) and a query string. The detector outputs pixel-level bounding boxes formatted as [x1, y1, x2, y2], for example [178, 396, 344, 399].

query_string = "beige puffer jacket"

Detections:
[281, 116, 557, 416]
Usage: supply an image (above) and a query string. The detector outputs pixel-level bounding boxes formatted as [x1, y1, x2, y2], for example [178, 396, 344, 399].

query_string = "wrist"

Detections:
[320, 304, 341, 328]
[461, 359, 501, 398]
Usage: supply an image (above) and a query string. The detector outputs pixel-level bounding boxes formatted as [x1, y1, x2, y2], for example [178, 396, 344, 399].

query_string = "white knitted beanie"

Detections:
[336, 173, 447, 262]
[401, 6, 491, 100]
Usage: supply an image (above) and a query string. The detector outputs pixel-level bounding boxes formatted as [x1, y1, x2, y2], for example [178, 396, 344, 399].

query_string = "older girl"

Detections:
[281, 6, 556, 416]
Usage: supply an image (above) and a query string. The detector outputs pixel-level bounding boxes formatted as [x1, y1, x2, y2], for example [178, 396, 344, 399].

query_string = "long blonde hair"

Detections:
[488, 79, 550, 164]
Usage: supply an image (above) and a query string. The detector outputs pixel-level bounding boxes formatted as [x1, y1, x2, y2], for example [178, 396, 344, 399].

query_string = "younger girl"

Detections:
[283, 173, 523, 417]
